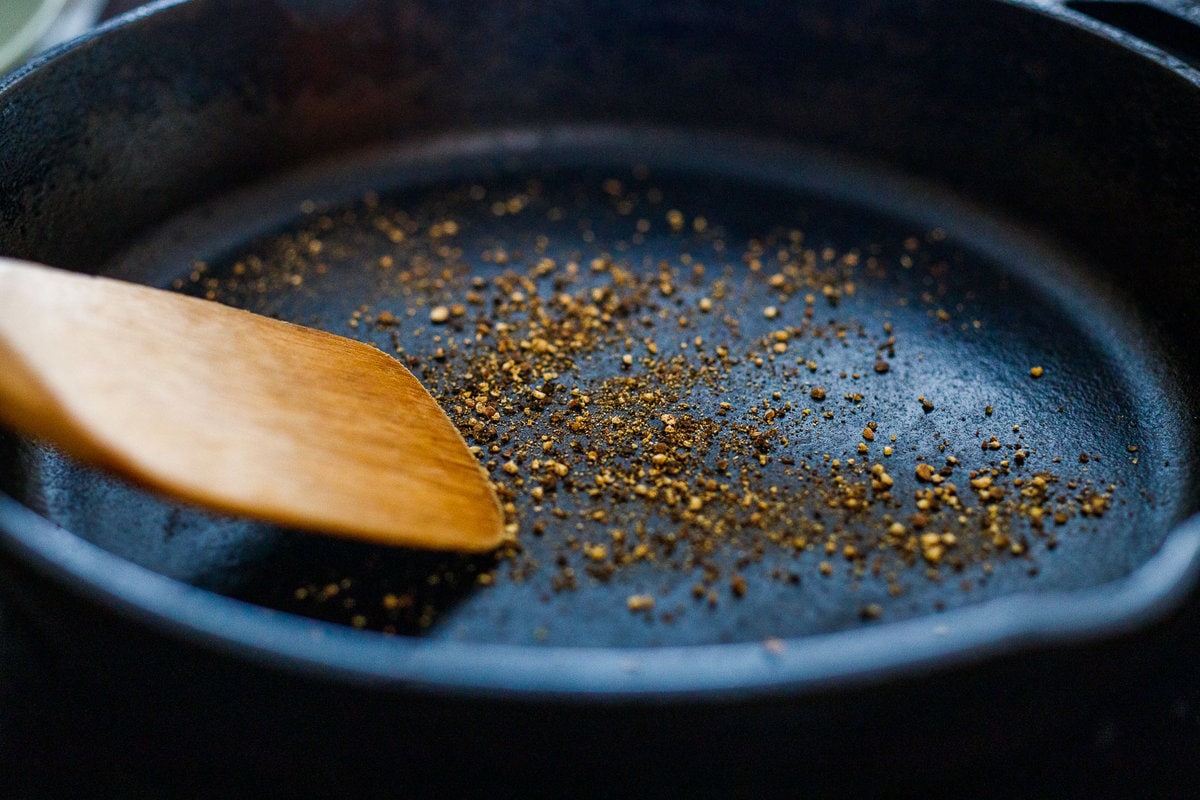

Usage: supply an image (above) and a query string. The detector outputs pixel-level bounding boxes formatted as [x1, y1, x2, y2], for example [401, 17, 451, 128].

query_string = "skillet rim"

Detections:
[2, 493, 1199, 699]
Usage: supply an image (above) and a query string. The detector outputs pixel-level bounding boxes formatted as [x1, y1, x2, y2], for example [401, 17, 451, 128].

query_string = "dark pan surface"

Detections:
[7, 128, 1191, 648]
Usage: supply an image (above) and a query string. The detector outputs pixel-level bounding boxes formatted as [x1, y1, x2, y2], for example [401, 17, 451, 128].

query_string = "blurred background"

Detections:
[0, 0, 105, 76]
[0, 1, 174, 77]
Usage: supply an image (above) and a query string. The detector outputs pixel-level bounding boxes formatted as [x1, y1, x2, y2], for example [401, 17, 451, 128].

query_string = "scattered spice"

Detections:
[187, 166, 1124, 635]
[626, 594, 655, 612]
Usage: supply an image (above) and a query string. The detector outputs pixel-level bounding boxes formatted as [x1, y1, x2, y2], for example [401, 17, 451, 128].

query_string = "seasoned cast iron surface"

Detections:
[9, 132, 1190, 646]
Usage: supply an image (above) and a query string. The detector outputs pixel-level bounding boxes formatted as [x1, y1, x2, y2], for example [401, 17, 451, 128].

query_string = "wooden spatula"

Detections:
[0, 257, 503, 552]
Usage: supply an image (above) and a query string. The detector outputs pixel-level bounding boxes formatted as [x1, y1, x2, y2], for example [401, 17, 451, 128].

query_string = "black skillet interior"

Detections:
[1, 0, 1200, 666]
[13, 129, 1192, 650]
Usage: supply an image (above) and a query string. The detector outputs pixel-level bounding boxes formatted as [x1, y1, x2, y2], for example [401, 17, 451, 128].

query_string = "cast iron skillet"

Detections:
[2, 0, 1200, 780]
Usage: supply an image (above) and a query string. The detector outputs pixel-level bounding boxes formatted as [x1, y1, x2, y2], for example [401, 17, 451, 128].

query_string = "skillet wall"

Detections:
[1, 0, 1199, 302]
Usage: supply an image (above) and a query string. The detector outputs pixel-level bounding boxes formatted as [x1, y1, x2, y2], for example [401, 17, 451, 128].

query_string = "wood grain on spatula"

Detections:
[0, 257, 503, 552]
